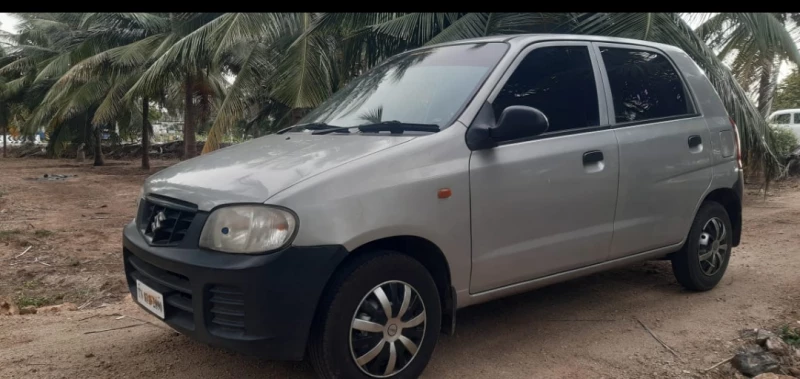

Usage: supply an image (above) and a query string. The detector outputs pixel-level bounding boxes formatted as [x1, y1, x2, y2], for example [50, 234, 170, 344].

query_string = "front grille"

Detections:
[138, 195, 197, 245]
[208, 285, 246, 337]
[126, 253, 195, 331]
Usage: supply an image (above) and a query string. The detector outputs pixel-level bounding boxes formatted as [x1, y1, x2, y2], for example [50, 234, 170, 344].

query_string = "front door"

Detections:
[469, 42, 620, 293]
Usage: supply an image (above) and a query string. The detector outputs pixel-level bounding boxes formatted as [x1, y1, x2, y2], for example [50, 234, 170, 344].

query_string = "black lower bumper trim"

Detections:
[732, 171, 744, 247]
[122, 222, 348, 360]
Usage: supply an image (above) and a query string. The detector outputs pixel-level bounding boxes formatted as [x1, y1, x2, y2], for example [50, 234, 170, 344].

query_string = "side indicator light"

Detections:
[438, 188, 452, 199]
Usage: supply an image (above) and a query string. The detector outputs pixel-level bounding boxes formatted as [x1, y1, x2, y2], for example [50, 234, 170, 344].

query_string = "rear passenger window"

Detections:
[600, 47, 692, 123]
[492, 46, 599, 135]
[793, 113, 800, 124]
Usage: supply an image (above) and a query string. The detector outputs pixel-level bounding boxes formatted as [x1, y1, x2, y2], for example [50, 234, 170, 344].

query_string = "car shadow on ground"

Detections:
[110, 260, 690, 378]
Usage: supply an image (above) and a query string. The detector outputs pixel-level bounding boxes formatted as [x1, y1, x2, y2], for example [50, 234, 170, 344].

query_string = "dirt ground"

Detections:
[1, 157, 800, 379]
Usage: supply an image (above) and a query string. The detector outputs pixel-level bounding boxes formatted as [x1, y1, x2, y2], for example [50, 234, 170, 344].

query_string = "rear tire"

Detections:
[671, 201, 733, 291]
[309, 251, 441, 379]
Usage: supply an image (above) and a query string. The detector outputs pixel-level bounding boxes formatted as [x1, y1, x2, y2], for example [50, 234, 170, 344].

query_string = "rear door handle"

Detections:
[583, 150, 604, 164]
[688, 135, 702, 148]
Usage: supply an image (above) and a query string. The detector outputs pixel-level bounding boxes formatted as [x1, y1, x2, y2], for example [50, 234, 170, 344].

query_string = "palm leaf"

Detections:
[123, 14, 224, 101]
[268, 13, 334, 109]
[202, 41, 267, 153]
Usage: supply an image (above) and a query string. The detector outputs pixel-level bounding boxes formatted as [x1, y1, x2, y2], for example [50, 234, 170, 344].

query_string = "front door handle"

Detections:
[583, 150, 604, 164]
[688, 135, 702, 148]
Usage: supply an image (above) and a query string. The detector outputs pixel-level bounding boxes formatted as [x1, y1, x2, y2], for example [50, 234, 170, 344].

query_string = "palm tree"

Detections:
[49, 13, 172, 168]
[200, 13, 341, 153]
[5, 13, 175, 168]
[4, 12, 798, 181]
[0, 13, 113, 164]
[119, 12, 227, 159]
[693, 13, 800, 117]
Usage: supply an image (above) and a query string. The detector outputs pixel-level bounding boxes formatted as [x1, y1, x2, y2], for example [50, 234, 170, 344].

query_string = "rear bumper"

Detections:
[122, 221, 347, 360]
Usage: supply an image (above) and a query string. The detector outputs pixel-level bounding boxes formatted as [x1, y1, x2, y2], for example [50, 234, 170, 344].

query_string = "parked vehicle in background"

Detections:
[1, 134, 46, 145]
[123, 34, 744, 379]
[766, 109, 800, 173]
[768, 108, 800, 141]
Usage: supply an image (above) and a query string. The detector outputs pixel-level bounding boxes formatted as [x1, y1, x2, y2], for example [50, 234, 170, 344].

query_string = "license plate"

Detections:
[136, 280, 165, 319]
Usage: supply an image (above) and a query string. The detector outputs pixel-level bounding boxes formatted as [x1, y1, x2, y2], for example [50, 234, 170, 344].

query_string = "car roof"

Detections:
[424, 33, 682, 52]
[770, 109, 800, 116]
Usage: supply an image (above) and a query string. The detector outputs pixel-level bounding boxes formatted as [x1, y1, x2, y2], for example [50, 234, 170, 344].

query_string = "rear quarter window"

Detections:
[600, 47, 693, 124]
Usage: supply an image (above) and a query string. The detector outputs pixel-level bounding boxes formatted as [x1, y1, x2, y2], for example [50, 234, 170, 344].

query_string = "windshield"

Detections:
[291, 42, 509, 132]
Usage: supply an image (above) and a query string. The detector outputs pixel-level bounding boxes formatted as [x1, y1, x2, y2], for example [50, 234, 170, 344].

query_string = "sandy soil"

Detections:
[1, 157, 800, 379]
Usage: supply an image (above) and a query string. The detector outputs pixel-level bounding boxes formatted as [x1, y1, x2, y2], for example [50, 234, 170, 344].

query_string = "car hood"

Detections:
[144, 133, 415, 211]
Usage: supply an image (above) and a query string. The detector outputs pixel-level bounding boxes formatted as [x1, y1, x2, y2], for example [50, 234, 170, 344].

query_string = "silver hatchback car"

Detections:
[123, 34, 743, 378]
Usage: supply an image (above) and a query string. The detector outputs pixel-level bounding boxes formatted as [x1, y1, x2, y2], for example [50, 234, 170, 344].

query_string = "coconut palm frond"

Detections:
[203, 42, 274, 153]
[123, 14, 224, 101]
[269, 13, 335, 110]
[93, 73, 139, 125]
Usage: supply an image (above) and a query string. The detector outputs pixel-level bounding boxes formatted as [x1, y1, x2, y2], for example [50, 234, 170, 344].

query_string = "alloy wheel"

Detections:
[698, 217, 729, 276]
[349, 280, 427, 378]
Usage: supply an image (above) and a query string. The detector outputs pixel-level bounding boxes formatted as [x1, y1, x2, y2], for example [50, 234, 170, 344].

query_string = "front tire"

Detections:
[309, 251, 442, 379]
[671, 201, 733, 291]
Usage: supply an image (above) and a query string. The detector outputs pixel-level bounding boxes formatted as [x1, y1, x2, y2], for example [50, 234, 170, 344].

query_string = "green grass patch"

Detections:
[0, 229, 23, 242]
[34, 229, 54, 238]
[22, 280, 42, 290]
[780, 325, 800, 347]
[14, 294, 55, 308]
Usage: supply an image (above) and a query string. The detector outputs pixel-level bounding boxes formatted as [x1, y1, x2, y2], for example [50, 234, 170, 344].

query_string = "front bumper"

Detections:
[122, 221, 348, 360]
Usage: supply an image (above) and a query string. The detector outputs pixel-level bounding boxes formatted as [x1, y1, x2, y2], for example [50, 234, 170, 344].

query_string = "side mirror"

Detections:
[466, 103, 549, 150]
[491, 105, 549, 142]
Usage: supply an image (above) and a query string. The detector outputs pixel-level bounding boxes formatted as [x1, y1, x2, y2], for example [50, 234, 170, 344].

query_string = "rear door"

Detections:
[469, 41, 620, 293]
[592, 42, 714, 260]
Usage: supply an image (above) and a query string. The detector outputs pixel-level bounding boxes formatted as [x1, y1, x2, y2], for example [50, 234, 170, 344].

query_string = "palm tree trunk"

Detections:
[756, 53, 780, 117]
[93, 126, 104, 166]
[199, 87, 210, 134]
[141, 97, 151, 170]
[766, 59, 782, 115]
[183, 73, 197, 159]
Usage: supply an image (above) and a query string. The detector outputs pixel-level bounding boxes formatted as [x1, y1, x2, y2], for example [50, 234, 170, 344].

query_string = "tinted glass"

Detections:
[775, 114, 791, 124]
[294, 43, 509, 131]
[793, 113, 800, 124]
[600, 47, 691, 123]
[492, 46, 599, 134]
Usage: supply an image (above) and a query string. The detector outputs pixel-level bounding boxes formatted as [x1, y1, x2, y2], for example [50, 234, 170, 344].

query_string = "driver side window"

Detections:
[492, 45, 600, 140]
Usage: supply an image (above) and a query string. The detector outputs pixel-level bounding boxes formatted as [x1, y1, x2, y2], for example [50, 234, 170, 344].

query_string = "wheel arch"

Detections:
[317, 235, 456, 335]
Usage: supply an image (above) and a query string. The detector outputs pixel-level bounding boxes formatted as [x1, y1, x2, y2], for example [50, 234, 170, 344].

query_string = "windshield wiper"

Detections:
[312, 121, 440, 135]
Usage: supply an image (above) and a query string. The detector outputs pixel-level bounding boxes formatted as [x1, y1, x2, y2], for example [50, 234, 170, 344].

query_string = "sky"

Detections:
[0, 13, 18, 33]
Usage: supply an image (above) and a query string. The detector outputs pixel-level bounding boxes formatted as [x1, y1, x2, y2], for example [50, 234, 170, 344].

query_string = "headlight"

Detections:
[199, 205, 297, 254]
